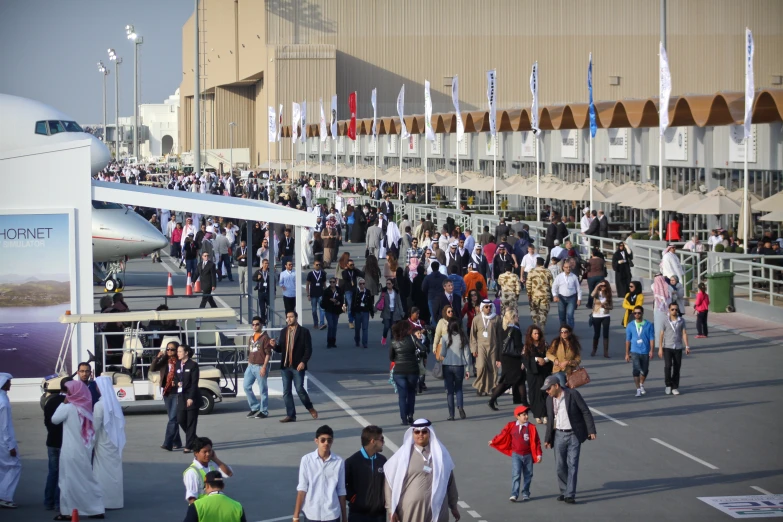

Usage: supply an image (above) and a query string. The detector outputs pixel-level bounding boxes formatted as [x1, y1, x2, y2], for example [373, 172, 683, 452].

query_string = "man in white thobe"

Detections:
[0, 374, 20, 509]
[93, 377, 126, 509]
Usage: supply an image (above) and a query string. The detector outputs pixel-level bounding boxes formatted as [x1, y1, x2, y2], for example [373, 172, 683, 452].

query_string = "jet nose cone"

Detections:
[90, 135, 111, 175]
[147, 230, 169, 252]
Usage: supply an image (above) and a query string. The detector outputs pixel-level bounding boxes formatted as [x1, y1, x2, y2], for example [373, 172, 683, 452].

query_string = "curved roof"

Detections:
[283, 90, 783, 137]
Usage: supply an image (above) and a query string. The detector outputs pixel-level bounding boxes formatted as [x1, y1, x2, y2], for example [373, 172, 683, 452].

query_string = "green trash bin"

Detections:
[705, 272, 735, 313]
[316, 197, 328, 206]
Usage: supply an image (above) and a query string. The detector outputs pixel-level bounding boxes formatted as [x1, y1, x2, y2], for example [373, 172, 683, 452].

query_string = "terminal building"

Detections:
[178, 0, 783, 212]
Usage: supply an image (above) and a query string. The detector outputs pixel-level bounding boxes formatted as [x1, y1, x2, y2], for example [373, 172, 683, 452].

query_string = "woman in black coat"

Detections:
[389, 321, 421, 425]
[395, 266, 410, 316]
[411, 264, 430, 324]
[320, 277, 344, 348]
[521, 324, 552, 424]
[351, 206, 367, 244]
[488, 309, 527, 410]
[176, 345, 200, 452]
[612, 241, 633, 300]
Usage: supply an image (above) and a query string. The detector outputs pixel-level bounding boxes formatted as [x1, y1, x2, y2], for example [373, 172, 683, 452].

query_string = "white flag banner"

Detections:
[371, 88, 378, 137]
[451, 75, 464, 142]
[300, 101, 307, 143]
[659, 41, 672, 137]
[319, 98, 327, 142]
[424, 80, 435, 141]
[330, 95, 338, 141]
[487, 69, 497, 136]
[292, 102, 301, 142]
[529, 62, 541, 136]
[397, 84, 410, 140]
[744, 27, 755, 139]
[268, 106, 277, 143]
[277, 104, 283, 141]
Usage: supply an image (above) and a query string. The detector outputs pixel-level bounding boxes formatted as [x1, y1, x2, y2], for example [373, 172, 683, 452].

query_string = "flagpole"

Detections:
[456, 141, 460, 209]
[319, 134, 322, 185]
[589, 133, 594, 212]
[424, 138, 428, 205]
[353, 92, 357, 190]
[493, 135, 498, 215]
[658, 132, 664, 239]
[304, 105, 307, 183]
[535, 134, 540, 219]
[374, 136, 377, 186]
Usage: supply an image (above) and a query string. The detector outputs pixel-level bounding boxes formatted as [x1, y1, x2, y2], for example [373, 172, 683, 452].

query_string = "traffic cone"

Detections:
[71, 508, 80, 521]
[185, 272, 194, 296]
[194, 275, 202, 293]
[166, 273, 175, 296]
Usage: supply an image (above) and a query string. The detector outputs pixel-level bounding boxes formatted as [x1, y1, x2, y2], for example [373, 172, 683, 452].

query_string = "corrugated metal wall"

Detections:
[215, 85, 256, 161]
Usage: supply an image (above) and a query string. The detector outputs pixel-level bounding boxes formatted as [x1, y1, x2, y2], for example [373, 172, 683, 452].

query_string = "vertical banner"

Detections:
[268, 106, 277, 143]
[588, 53, 597, 138]
[277, 104, 283, 141]
[371, 88, 377, 137]
[291, 102, 301, 142]
[397, 84, 410, 139]
[744, 27, 755, 139]
[451, 75, 464, 142]
[319, 98, 327, 142]
[529, 62, 541, 135]
[348, 92, 357, 140]
[424, 80, 435, 141]
[330, 95, 338, 140]
[659, 41, 672, 136]
[0, 211, 73, 378]
[300, 101, 307, 143]
[487, 69, 497, 136]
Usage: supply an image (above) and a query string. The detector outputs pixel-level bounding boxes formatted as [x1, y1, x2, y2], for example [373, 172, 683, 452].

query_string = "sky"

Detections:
[0, 212, 71, 280]
[0, 0, 193, 124]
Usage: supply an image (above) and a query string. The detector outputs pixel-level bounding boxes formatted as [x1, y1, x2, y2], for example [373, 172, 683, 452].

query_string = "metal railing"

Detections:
[722, 257, 783, 306]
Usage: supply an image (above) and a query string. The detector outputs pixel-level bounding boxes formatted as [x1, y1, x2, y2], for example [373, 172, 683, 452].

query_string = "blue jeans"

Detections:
[346, 223, 353, 241]
[163, 393, 182, 449]
[325, 312, 339, 344]
[185, 258, 198, 279]
[631, 352, 650, 377]
[310, 296, 325, 326]
[244, 363, 269, 414]
[345, 291, 355, 323]
[554, 430, 581, 499]
[442, 365, 464, 418]
[557, 294, 577, 328]
[280, 367, 314, 419]
[428, 299, 438, 325]
[382, 317, 393, 339]
[511, 452, 534, 499]
[393, 373, 418, 423]
[218, 253, 233, 280]
[354, 311, 370, 347]
[44, 446, 61, 509]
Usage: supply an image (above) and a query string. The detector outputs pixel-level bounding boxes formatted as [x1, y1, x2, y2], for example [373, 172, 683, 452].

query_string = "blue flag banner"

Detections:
[588, 53, 597, 139]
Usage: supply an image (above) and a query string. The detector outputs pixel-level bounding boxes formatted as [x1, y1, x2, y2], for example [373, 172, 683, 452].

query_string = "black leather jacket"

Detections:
[389, 336, 419, 375]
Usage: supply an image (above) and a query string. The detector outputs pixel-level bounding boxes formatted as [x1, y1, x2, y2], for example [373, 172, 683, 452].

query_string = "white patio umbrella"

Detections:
[759, 210, 783, 221]
[602, 183, 646, 204]
[676, 186, 743, 215]
[460, 176, 513, 192]
[559, 182, 610, 202]
[754, 191, 783, 212]
[663, 190, 703, 212]
[620, 187, 681, 210]
[727, 188, 761, 205]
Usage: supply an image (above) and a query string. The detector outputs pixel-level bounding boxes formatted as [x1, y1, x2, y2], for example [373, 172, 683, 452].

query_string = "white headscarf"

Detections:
[386, 221, 401, 251]
[0, 373, 11, 390]
[95, 376, 126, 456]
[384, 419, 455, 522]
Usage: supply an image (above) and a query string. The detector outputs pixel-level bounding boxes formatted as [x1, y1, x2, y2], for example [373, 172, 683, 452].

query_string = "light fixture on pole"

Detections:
[228, 122, 236, 175]
[126, 24, 143, 160]
[108, 49, 122, 159]
[97, 62, 110, 145]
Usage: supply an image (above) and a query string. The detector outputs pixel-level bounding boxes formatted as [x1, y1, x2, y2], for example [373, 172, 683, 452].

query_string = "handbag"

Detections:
[501, 326, 521, 357]
[375, 296, 385, 311]
[588, 313, 593, 327]
[431, 361, 444, 379]
[566, 366, 591, 389]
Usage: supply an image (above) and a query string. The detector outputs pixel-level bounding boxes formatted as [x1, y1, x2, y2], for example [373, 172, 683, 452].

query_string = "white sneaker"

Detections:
[509, 496, 517, 502]
[665, 387, 672, 395]
[639, 385, 646, 395]
[635, 389, 642, 397]
[672, 389, 680, 395]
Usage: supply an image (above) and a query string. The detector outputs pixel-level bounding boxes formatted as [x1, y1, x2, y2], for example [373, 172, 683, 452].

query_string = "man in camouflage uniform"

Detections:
[527, 257, 554, 328]
[497, 267, 521, 318]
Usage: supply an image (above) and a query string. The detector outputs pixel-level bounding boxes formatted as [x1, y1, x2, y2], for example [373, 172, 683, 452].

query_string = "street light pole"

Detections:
[126, 25, 143, 160]
[229, 122, 236, 175]
[98, 62, 109, 145]
[108, 49, 122, 159]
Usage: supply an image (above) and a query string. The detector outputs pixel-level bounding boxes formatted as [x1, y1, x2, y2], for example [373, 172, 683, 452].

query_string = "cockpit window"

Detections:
[48, 120, 66, 135]
[63, 121, 84, 132]
[91, 201, 126, 210]
[35, 121, 48, 135]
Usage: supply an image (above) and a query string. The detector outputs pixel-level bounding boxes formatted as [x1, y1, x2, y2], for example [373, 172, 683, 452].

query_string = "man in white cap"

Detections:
[579, 207, 592, 255]
[0, 373, 20, 509]
[384, 419, 460, 522]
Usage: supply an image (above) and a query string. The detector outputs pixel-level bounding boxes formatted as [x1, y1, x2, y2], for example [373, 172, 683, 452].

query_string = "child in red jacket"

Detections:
[488, 405, 542, 502]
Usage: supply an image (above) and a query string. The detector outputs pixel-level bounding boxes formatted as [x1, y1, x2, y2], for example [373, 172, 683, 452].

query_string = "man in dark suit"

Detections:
[545, 213, 559, 253]
[542, 375, 597, 504]
[598, 210, 610, 238]
[556, 216, 570, 243]
[495, 218, 510, 243]
[433, 279, 461, 321]
[381, 195, 395, 221]
[196, 252, 218, 308]
[273, 311, 318, 423]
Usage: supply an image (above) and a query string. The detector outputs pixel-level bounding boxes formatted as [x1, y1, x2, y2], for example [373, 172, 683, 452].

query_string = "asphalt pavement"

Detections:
[6, 243, 783, 522]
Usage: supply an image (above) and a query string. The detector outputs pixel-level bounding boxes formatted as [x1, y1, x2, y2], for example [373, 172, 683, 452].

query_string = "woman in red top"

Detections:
[488, 405, 543, 502]
[461, 290, 481, 331]
[694, 282, 710, 338]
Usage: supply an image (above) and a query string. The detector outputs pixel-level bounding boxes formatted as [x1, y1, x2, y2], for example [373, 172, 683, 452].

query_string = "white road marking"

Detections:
[159, 256, 243, 323]
[650, 438, 719, 470]
[589, 407, 628, 427]
[254, 516, 294, 522]
[467, 510, 481, 518]
[751, 486, 774, 495]
[458, 501, 470, 508]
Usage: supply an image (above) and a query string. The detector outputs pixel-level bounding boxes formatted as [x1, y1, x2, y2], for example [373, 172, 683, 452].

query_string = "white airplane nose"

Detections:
[145, 230, 170, 252]
[89, 135, 111, 175]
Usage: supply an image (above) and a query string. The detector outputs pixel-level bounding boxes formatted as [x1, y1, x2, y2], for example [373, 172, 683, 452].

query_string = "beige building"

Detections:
[179, 0, 783, 166]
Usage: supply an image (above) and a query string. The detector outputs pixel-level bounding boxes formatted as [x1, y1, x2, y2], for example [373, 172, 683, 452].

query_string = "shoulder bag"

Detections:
[501, 326, 522, 357]
[566, 366, 591, 389]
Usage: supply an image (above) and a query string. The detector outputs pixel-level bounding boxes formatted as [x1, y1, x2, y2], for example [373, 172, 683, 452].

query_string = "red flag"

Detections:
[348, 92, 357, 140]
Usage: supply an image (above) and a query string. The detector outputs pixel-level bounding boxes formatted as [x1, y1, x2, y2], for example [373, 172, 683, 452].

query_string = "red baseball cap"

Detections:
[514, 405, 529, 416]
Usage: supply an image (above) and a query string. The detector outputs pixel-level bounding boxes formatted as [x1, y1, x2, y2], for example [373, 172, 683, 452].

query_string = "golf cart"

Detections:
[41, 308, 243, 414]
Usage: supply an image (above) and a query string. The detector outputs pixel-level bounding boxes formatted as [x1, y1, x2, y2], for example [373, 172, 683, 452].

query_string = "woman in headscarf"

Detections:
[546, 325, 582, 387]
[622, 281, 644, 328]
[488, 309, 526, 411]
[612, 241, 633, 299]
[351, 205, 367, 244]
[93, 376, 126, 509]
[652, 274, 672, 342]
[321, 215, 338, 268]
[395, 266, 411, 316]
[51, 380, 105, 520]
[411, 265, 430, 324]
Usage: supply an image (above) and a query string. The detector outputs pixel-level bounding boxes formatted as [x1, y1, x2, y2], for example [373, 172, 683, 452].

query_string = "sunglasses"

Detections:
[329, 280, 336, 284]
[252, 322, 262, 326]
[359, 283, 365, 285]
[413, 428, 429, 435]
[446, 310, 453, 314]
[166, 348, 176, 352]
[560, 330, 569, 334]
[317, 437, 333, 444]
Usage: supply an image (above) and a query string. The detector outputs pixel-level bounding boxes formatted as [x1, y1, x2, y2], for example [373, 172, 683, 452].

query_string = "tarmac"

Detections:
[6, 242, 783, 522]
